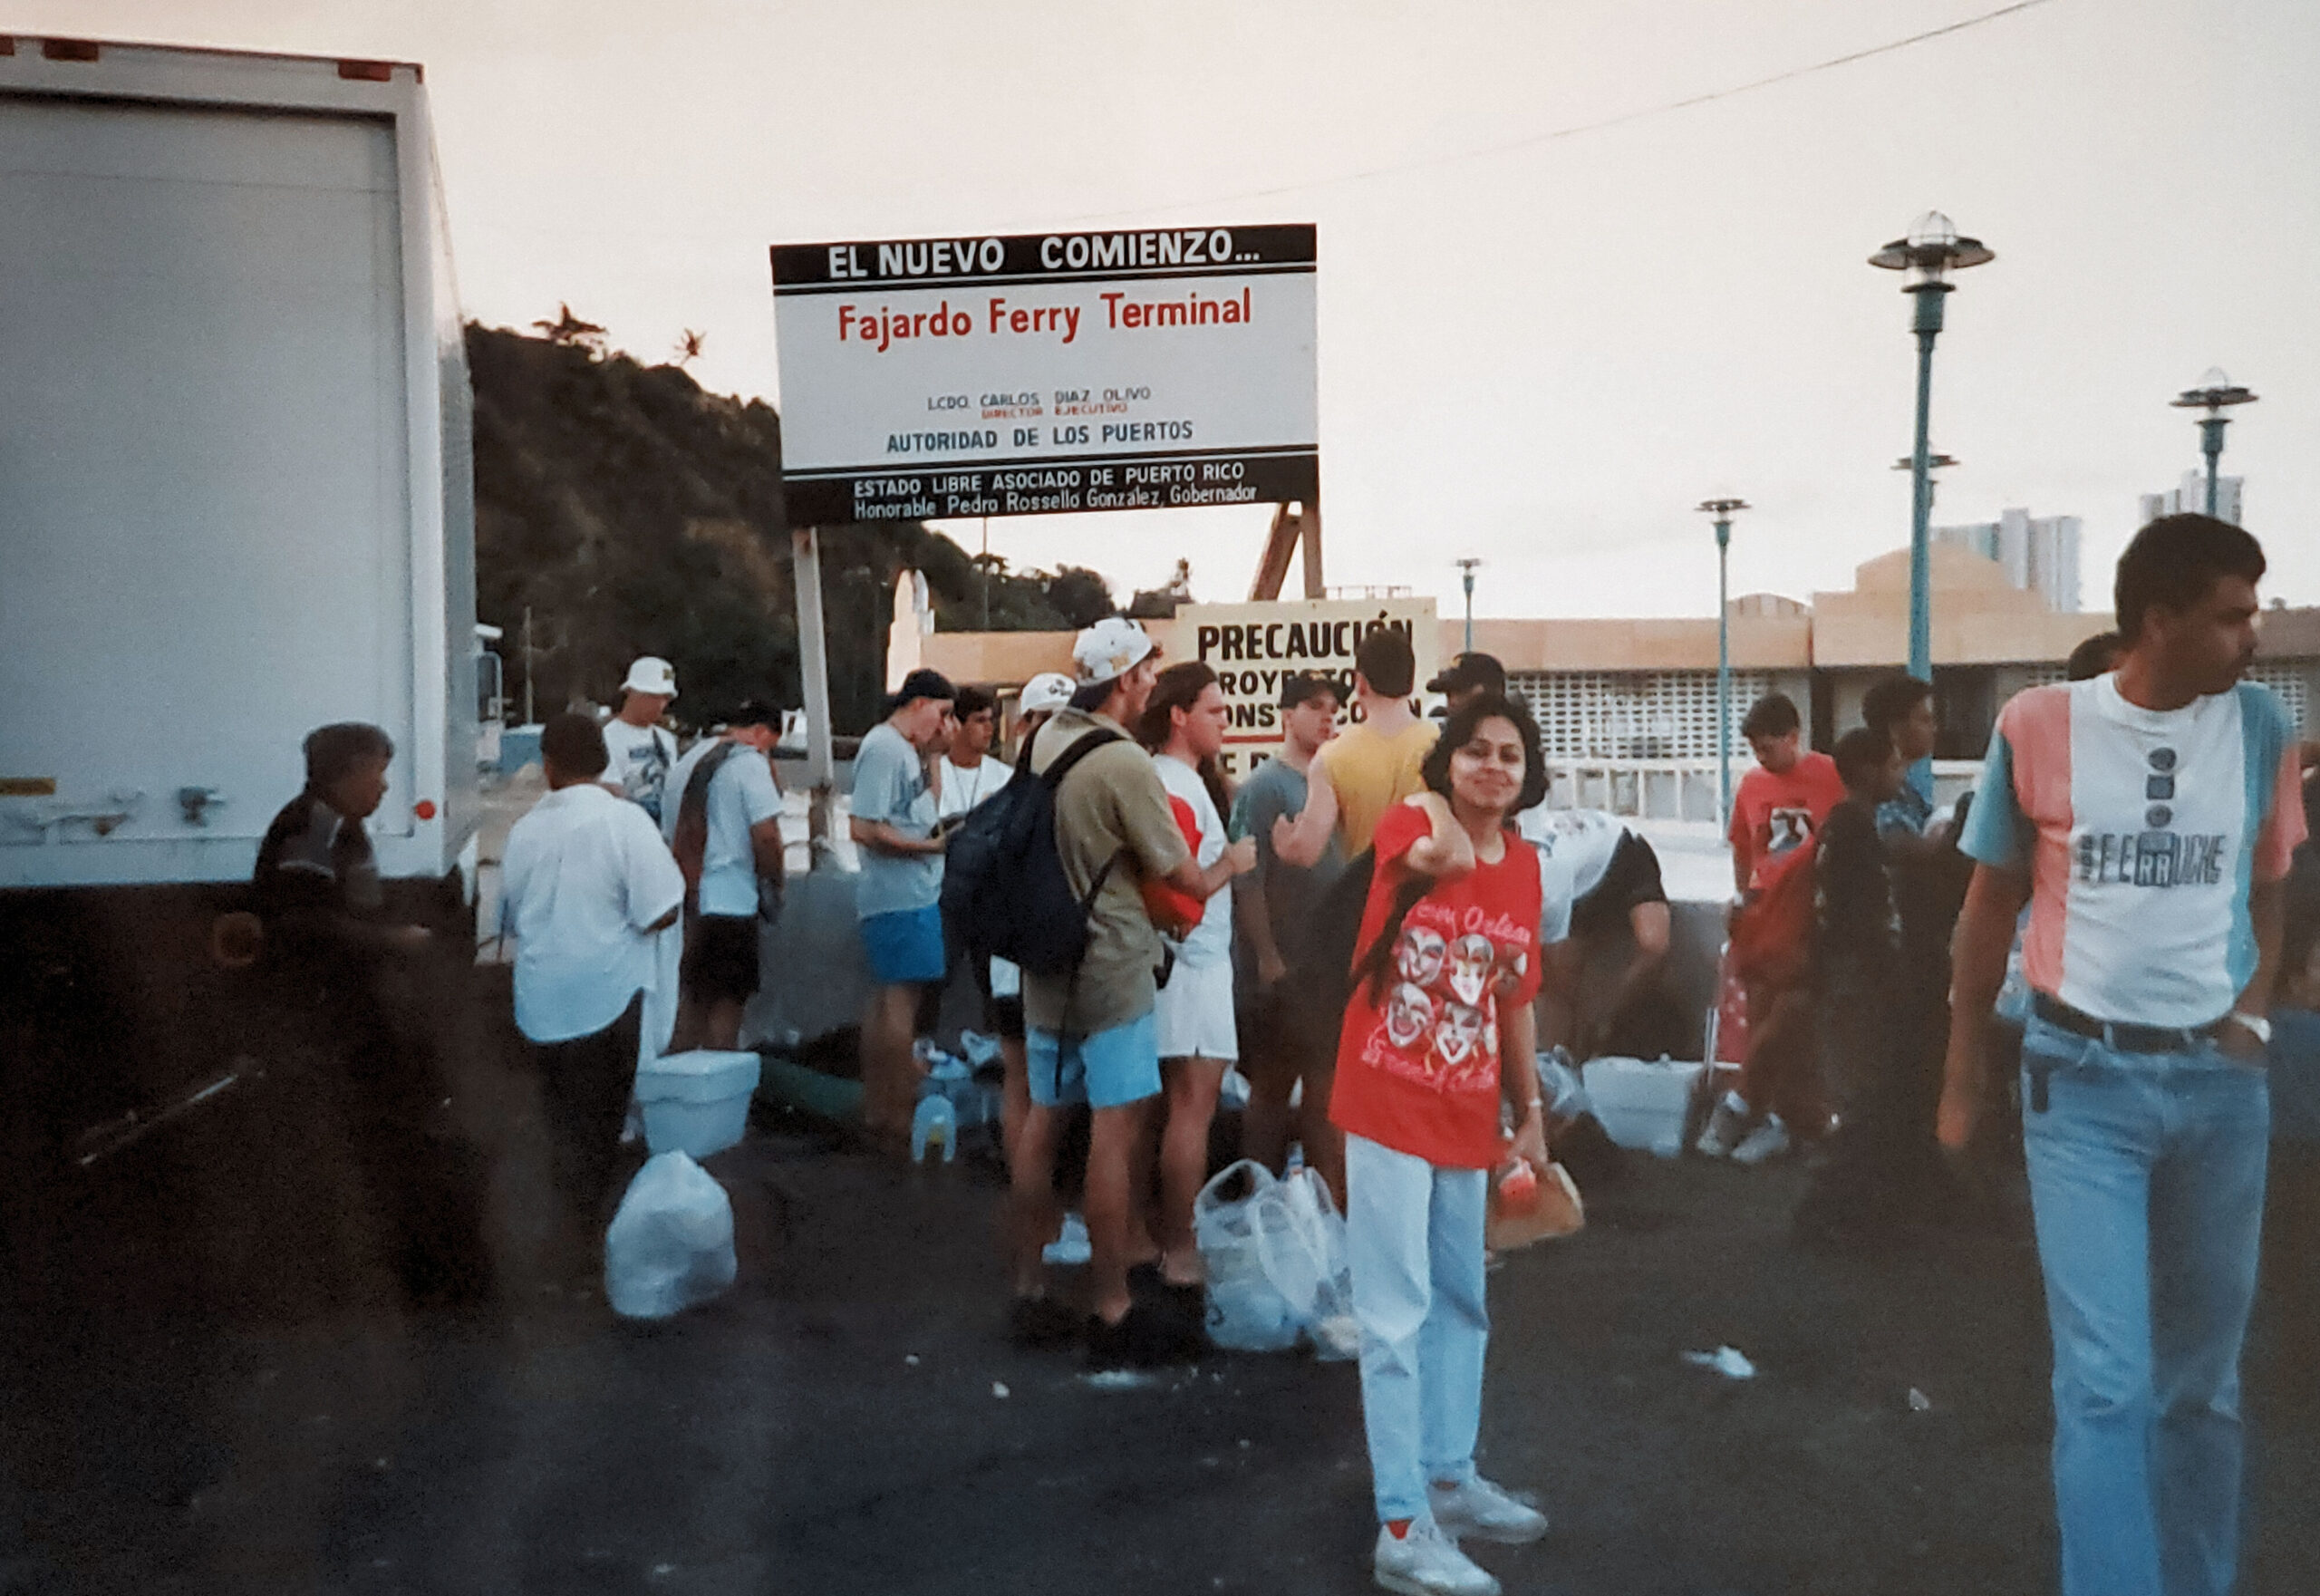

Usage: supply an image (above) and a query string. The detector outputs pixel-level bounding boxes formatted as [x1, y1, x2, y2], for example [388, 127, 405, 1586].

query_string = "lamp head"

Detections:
[2171, 367, 2257, 413]
[1869, 209, 1995, 285]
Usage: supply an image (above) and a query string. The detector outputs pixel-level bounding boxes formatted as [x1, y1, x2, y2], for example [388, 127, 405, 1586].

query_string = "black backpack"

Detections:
[941, 724, 1125, 979]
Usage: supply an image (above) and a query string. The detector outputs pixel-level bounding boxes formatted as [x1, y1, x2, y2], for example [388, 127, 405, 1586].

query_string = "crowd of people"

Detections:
[243, 511, 2311, 1596]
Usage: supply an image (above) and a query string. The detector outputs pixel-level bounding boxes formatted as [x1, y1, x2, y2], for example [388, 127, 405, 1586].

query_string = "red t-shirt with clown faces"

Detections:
[1329, 801, 1544, 1170]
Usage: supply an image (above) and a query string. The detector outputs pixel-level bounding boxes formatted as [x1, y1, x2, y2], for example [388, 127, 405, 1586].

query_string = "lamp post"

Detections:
[1891, 451, 1958, 516]
[1870, 211, 1991, 803]
[2170, 368, 2257, 518]
[1455, 557, 1482, 653]
[1697, 498, 1748, 826]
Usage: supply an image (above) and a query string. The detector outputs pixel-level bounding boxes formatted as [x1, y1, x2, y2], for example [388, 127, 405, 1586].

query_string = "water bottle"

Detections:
[910, 1094, 957, 1164]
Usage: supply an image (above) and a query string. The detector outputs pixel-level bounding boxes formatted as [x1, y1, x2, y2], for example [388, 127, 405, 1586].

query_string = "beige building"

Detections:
[904, 543, 2319, 820]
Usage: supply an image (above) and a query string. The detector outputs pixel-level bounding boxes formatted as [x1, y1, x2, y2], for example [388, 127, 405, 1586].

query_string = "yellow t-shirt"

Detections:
[1319, 719, 1440, 856]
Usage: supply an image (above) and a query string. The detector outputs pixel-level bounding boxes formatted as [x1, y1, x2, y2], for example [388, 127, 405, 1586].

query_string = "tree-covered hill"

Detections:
[468, 323, 1136, 731]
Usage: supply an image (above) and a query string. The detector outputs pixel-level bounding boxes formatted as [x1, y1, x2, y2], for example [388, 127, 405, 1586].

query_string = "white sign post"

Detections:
[1181, 598, 1438, 780]
[769, 226, 1317, 525]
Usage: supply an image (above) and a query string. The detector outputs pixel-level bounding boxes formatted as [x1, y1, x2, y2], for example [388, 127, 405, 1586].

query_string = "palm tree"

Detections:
[675, 328, 708, 367]
[532, 303, 607, 354]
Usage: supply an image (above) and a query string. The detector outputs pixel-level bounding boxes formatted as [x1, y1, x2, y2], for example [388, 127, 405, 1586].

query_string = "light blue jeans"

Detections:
[1346, 1134, 1489, 1523]
[2019, 1014, 2270, 1596]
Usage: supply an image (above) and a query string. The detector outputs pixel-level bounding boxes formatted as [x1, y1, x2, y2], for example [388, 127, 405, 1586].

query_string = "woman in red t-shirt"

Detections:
[1329, 693, 1552, 1592]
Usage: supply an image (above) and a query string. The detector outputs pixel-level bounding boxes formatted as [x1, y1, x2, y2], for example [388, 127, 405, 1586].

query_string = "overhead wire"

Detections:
[1047, 0, 2059, 224]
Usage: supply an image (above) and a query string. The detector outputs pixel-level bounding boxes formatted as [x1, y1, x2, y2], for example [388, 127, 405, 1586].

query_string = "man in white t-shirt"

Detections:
[602, 656, 681, 825]
[1516, 807, 1672, 1057]
[937, 684, 1010, 822]
[663, 700, 786, 1051]
[1143, 663, 1257, 1319]
[499, 713, 684, 1262]
[1943, 515, 2304, 1596]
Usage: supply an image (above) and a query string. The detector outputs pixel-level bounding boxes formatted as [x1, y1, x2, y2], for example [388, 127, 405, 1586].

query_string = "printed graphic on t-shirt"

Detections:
[1357, 902, 1532, 1097]
[1764, 808, 1814, 857]
[2070, 742, 2228, 887]
[624, 743, 671, 819]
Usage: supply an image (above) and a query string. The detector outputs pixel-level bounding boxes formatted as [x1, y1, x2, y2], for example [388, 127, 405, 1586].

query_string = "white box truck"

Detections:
[0, 38, 477, 1159]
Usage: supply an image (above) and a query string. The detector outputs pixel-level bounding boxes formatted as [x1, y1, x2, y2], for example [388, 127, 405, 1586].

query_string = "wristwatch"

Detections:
[2227, 1011, 2273, 1047]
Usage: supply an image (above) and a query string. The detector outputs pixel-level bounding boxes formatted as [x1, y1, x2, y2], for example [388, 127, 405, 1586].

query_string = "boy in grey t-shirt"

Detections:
[1227, 671, 1347, 1187]
[846, 668, 956, 1147]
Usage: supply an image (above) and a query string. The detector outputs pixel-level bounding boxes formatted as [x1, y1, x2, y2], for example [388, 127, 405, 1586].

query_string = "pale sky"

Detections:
[26, 0, 2320, 621]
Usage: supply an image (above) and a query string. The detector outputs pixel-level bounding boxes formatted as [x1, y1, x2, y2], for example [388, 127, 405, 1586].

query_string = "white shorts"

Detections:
[1155, 953, 1238, 1062]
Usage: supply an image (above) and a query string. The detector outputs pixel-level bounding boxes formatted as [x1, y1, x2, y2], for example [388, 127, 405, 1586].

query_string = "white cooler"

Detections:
[1583, 1056, 1708, 1158]
[634, 1049, 762, 1159]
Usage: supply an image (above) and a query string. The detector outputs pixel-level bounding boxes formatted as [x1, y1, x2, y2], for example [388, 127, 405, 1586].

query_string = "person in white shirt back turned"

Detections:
[663, 700, 788, 1052]
[602, 656, 681, 825]
[498, 713, 684, 1270]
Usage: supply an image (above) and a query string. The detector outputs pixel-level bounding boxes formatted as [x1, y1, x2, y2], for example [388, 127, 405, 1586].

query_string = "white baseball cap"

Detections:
[622, 656, 677, 697]
[1070, 617, 1156, 687]
[1019, 671, 1076, 715]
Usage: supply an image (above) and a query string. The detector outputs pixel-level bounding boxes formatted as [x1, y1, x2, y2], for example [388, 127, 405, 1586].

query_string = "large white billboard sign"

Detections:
[770, 226, 1317, 526]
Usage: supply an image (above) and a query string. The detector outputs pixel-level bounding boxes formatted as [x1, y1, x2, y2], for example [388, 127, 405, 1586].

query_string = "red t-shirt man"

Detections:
[1329, 801, 1545, 1170]
[1726, 736, 1844, 989]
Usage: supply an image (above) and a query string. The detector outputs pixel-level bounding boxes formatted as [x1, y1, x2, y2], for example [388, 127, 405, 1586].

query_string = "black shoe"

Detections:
[1008, 1294, 1082, 1350]
[1127, 1264, 1211, 1355]
[1087, 1300, 1205, 1370]
[1086, 1310, 1137, 1372]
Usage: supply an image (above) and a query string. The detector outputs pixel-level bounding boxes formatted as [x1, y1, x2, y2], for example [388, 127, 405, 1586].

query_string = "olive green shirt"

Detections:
[1021, 708, 1192, 1035]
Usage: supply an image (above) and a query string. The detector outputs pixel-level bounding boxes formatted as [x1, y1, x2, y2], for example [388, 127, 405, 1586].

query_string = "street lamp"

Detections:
[2170, 367, 2257, 518]
[1870, 211, 1991, 804]
[1697, 498, 1748, 826]
[1455, 557, 1482, 654]
[1891, 451, 1958, 517]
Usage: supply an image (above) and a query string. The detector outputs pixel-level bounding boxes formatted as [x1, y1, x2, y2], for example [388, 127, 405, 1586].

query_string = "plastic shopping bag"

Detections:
[1270, 1165, 1358, 1359]
[1485, 1157, 1585, 1253]
[1194, 1161, 1301, 1352]
[604, 1150, 737, 1320]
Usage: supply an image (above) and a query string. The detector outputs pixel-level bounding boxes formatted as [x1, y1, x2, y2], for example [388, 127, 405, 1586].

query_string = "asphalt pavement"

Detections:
[8, 1024, 2320, 1595]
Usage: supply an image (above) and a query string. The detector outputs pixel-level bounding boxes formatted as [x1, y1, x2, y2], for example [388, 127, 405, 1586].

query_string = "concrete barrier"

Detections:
[741, 871, 874, 1047]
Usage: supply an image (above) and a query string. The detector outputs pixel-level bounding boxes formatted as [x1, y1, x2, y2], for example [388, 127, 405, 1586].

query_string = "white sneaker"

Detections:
[1373, 1517, 1501, 1596]
[1695, 1089, 1750, 1158]
[1731, 1112, 1793, 1166]
[1428, 1475, 1549, 1544]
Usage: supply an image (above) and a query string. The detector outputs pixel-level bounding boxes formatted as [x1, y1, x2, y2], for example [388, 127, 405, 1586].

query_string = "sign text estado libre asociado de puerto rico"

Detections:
[769, 226, 1317, 526]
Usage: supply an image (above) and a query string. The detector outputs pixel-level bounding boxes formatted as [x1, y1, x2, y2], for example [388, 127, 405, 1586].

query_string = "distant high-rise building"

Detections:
[1932, 508, 2083, 612]
[2140, 469, 2243, 527]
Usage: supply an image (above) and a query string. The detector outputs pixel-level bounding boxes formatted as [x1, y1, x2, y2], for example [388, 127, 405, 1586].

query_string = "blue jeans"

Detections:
[1345, 1134, 1488, 1523]
[2019, 1014, 2270, 1596]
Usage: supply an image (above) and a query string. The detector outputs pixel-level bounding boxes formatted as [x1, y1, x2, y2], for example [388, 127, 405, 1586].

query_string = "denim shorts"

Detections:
[1027, 1010, 1161, 1110]
[859, 904, 946, 986]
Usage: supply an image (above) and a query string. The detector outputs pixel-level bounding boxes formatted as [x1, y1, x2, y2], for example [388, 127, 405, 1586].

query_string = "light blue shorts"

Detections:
[1027, 1011, 1162, 1110]
[860, 904, 946, 986]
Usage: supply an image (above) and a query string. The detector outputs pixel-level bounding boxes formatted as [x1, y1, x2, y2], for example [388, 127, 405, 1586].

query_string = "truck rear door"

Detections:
[0, 95, 415, 884]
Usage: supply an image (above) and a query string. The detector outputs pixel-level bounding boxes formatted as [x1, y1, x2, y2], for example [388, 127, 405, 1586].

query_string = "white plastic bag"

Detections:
[604, 1150, 737, 1320]
[1260, 1166, 1350, 1324]
[1269, 1166, 1358, 1360]
[1194, 1161, 1300, 1352]
[1195, 1160, 1355, 1355]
